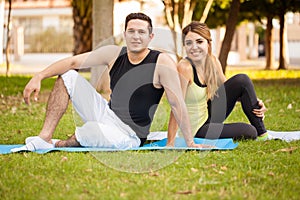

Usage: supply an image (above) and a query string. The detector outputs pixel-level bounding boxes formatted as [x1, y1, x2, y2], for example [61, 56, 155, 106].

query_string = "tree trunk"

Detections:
[278, 12, 288, 70]
[218, 0, 240, 73]
[90, 0, 114, 101]
[265, 15, 275, 70]
[5, 0, 12, 76]
[165, 0, 181, 60]
[200, 0, 214, 23]
[164, 0, 195, 60]
[72, 0, 93, 55]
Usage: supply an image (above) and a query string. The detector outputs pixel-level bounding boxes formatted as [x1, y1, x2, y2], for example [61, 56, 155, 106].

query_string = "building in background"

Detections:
[3, 0, 73, 57]
[1, 0, 300, 66]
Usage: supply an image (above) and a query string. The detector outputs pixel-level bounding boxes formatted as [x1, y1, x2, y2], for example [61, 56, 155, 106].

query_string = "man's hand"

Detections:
[253, 99, 267, 119]
[23, 76, 41, 105]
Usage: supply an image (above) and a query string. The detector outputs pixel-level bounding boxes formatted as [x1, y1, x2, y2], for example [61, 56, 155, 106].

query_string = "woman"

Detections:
[167, 22, 269, 146]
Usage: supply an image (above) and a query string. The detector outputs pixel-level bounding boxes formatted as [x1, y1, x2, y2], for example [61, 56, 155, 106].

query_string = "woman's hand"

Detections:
[188, 141, 215, 149]
[166, 141, 175, 147]
[253, 99, 267, 119]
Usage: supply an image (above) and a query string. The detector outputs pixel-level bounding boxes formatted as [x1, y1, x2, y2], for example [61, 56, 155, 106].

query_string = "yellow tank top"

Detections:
[180, 82, 208, 136]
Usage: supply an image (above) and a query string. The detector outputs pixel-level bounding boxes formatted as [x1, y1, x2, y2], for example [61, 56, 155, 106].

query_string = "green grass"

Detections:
[0, 69, 300, 200]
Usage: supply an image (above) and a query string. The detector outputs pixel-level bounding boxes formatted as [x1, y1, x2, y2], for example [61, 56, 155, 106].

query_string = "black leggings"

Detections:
[195, 74, 267, 140]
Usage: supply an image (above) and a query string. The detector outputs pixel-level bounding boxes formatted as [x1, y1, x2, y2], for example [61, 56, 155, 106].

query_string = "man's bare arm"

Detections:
[156, 53, 200, 147]
[23, 45, 121, 105]
[167, 59, 192, 146]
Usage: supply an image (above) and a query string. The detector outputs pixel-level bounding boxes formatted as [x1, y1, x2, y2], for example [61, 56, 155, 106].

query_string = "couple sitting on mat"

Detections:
[12, 12, 269, 152]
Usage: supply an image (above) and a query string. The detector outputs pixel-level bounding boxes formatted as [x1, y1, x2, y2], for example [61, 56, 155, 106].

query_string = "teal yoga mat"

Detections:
[0, 137, 238, 154]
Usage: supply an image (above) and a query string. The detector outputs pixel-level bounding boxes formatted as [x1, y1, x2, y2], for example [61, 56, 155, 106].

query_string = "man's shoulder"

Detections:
[93, 45, 122, 57]
[92, 45, 123, 66]
[156, 51, 175, 62]
[149, 48, 162, 54]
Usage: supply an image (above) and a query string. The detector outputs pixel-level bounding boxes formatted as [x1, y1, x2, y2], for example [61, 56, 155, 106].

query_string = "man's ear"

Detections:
[149, 33, 154, 39]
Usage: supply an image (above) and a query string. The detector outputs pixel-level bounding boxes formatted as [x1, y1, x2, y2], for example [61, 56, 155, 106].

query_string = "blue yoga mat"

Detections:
[0, 137, 238, 154]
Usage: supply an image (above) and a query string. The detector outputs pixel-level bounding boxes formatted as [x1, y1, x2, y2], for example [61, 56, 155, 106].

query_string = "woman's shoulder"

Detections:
[177, 58, 193, 78]
[178, 58, 192, 70]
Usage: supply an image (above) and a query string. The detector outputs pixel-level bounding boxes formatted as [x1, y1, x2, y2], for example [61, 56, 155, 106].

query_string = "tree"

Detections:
[218, 0, 240, 73]
[200, 0, 214, 23]
[162, 0, 243, 72]
[265, 15, 275, 70]
[240, 0, 277, 70]
[90, 0, 114, 100]
[241, 0, 300, 70]
[163, 0, 195, 60]
[275, 0, 300, 70]
[71, 0, 93, 55]
[163, 0, 210, 60]
[278, 5, 288, 70]
[4, 0, 11, 76]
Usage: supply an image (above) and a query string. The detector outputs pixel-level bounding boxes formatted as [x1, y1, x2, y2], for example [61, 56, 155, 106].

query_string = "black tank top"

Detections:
[186, 57, 213, 123]
[186, 57, 207, 87]
[109, 47, 164, 139]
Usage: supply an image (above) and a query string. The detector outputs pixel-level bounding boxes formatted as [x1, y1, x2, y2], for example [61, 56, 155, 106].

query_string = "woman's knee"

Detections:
[243, 124, 258, 139]
[232, 74, 251, 84]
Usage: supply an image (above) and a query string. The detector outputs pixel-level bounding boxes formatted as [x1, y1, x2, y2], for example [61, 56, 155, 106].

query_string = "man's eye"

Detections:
[139, 30, 146, 34]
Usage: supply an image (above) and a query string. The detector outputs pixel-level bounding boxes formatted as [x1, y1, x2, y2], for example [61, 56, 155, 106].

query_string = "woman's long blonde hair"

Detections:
[182, 21, 223, 100]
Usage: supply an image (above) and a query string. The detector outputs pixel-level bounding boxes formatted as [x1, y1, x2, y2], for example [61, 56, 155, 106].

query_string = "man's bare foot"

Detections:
[55, 134, 81, 147]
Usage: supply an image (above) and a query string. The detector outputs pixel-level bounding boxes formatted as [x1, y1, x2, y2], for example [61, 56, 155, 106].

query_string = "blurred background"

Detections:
[1, 0, 300, 75]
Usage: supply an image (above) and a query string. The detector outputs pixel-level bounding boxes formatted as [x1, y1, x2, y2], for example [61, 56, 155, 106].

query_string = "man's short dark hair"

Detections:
[125, 12, 153, 34]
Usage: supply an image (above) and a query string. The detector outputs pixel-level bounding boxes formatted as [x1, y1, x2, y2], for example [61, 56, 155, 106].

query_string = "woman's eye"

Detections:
[185, 41, 192, 46]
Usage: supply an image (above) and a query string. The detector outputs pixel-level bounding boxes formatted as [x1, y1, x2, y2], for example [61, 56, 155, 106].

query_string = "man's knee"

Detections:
[60, 70, 79, 96]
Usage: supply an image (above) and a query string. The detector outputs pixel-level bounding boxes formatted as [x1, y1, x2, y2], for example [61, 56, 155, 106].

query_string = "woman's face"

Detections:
[184, 31, 209, 62]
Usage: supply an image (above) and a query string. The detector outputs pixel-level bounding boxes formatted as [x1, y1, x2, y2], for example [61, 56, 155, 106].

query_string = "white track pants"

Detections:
[61, 70, 140, 149]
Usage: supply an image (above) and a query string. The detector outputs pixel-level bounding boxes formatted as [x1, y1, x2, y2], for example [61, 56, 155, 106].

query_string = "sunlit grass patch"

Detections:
[0, 71, 300, 200]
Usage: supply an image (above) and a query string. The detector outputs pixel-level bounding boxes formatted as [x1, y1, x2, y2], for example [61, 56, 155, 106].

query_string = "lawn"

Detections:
[0, 69, 300, 200]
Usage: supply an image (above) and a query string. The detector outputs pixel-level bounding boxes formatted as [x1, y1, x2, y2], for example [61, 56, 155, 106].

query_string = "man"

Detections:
[12, 12, 205, 152]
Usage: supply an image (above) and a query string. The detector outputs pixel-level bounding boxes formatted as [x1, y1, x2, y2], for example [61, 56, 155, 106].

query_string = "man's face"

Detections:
[124, 19, 153, 53]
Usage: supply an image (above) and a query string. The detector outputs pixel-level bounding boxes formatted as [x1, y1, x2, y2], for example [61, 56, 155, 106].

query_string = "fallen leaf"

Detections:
[275, 147, 297, 153]
[176, 190, 193, 195]
[265, 99, 272, 103]
[191, 167, 198, 172]
[149, 171, 159, 176]
[61, 156, 68, 162]
[65, 184, 70, 191]
[268, 172, 275, 176]
[11, 106, 17, 114]
[120, 192, 126, 197]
